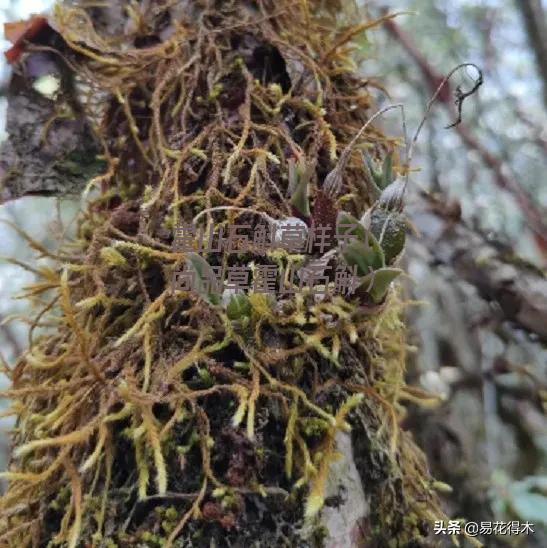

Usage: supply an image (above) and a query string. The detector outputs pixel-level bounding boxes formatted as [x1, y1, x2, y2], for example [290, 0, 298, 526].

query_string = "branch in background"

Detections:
[383, 17, 547, 255]
[414, 190, 547, 344]
[514, 0, 547, 110]
[511, 99, 547, 155]
[382, 18, 452, 104]
[455, 124, 547, 255]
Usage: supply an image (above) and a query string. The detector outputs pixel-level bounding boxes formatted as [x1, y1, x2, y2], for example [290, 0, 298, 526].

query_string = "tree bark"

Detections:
[0, 3, 442, 547]
[0, 44, 101, 203]
[413, 191, 547, 343]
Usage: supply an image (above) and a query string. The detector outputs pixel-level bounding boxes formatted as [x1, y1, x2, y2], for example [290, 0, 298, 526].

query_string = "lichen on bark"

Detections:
[0, 2, 447, 546]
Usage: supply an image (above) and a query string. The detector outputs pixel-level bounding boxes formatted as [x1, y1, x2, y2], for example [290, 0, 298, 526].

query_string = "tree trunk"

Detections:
[0, 2, 446, 547]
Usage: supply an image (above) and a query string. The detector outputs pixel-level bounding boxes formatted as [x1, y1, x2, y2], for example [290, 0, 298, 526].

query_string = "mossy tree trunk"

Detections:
[0, 2, 446, 547]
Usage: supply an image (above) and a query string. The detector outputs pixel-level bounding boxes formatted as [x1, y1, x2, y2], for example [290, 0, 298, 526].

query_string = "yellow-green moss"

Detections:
[0, 1, 448, 547]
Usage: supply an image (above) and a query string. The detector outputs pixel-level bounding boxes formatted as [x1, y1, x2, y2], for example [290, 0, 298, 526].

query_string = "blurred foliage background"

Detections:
[0, 0, 545, 544]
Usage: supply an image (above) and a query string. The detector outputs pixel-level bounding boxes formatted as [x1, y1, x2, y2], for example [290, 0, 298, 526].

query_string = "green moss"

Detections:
[0, 1, 446, 546]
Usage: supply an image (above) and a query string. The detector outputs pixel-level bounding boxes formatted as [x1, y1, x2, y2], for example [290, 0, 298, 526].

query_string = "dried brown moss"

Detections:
[0, 1, 448, 546]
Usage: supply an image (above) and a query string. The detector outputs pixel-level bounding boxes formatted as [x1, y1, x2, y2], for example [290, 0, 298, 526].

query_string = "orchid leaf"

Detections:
[362, 150, 383, 190]
[359, 268, 402, 303]
[336, 211, 368, 242]
[289, 158, 311, 218]
[341, 234, 385, 276]
[186, 253, 222, 305]
[381, 152, 393, 189]
[226, 293, 252, 320]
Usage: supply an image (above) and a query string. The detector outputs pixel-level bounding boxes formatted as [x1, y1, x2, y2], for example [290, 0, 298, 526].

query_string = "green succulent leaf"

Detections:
[288, 157, 311, 217]
[377, 176, 405, 211]
[381, 152, 393, 190]
[341, 233, 385, 276]
[186, 253, 222, 305]
[336, 211, 368, 242]
[197, 367, 215, 386]
[359, 267, 402, 303]
[362, 150, 383, 190]
[226, 293, 252, 320]
[369, 209, 407, 264]
[508, 476, 547, 524]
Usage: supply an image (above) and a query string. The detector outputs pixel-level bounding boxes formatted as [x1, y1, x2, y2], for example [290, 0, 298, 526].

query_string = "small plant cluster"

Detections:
[0, 1, 450, 547]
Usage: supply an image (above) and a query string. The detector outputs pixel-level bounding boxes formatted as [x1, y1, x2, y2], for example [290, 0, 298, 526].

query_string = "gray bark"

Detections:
[0, 53, 101, 203]
[412, 192, 547, 343]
